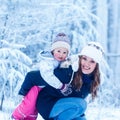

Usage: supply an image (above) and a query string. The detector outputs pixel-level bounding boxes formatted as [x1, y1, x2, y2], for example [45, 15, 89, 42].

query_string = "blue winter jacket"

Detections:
[35, 66, 93, 120]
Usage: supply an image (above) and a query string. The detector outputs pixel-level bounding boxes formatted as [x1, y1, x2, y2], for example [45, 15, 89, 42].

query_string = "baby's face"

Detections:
[53, 47, 68, 61]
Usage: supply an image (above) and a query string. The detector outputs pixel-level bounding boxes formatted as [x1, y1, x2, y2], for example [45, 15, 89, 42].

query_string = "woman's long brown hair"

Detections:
[72, 56, 101, 100]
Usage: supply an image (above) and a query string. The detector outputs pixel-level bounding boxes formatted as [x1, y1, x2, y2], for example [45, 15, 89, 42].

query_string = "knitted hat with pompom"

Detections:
[51, 33, 70, 53]
[79, 42, 104, 64]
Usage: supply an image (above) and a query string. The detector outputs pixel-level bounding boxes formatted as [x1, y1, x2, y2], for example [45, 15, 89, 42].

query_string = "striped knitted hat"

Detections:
[51, 33, 70, 53]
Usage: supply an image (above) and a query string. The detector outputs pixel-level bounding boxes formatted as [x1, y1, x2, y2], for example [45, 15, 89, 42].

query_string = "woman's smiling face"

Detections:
[81, 55, 97, 74]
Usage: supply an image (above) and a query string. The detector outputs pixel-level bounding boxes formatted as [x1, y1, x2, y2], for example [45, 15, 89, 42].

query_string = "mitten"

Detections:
[60, 59, 71, 68]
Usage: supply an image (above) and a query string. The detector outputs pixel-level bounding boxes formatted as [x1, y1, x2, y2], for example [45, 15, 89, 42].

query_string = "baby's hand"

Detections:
[60, 59, 71, 68]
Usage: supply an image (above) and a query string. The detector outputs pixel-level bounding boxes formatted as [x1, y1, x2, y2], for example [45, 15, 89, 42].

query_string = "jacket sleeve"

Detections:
[18, 66, 73, 96]
[39, 60, 63, 89]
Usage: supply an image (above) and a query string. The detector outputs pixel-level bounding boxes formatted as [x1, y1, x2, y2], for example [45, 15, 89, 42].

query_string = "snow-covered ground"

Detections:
[0, 100, 119, 120]
[1, 107, 119, 120]
[86, 106, 120, 120]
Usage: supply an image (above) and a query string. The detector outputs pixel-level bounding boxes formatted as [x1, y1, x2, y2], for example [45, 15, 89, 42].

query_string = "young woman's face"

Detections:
[81, 55, 97, 74]
[53, 47, 68, 61]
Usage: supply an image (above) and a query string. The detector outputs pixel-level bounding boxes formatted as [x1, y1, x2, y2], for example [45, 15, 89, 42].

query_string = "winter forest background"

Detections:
[0, 0, 120, 120]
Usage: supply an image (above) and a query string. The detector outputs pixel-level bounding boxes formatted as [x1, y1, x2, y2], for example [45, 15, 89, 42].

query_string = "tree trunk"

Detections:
[0, 93, 4, 110]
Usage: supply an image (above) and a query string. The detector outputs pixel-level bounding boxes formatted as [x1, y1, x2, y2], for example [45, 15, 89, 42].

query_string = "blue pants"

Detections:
[49, 97, 87, 120]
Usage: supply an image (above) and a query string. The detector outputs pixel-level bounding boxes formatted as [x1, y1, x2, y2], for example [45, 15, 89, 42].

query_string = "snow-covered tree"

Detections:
[0, 40, 32, 110]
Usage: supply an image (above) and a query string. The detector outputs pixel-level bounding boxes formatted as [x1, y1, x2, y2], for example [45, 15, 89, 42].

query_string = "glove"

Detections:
[60, 84, 72, 96]
[60, 59, 71, 68]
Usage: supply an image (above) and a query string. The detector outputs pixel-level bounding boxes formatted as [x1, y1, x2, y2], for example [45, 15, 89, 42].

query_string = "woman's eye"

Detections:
[82, 57, 87, 60]
[91, 60, 95, 63]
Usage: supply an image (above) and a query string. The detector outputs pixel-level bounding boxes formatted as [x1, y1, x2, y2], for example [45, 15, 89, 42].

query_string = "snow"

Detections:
[0, 106, 120, 120]
[86, 107, 120, 120]
[0, 100, 120, 120]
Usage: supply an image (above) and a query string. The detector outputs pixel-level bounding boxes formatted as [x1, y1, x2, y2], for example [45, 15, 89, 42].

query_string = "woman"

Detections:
[36, 42, 105, 120]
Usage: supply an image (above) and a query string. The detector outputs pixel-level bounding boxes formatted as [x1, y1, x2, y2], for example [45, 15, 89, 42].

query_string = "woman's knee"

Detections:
[79, 98, 87, 110]
[58, 97, 87, 111]
[72, 98, 87, 109]
[73, 98, 87, 114]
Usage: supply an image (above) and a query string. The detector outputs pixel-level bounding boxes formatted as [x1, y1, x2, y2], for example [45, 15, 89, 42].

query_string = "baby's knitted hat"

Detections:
[51, 33, 70, 53]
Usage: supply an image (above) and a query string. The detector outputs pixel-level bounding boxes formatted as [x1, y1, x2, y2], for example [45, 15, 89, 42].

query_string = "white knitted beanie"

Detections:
[51, 33, 70, 53]
[79, 42, 104, 64]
